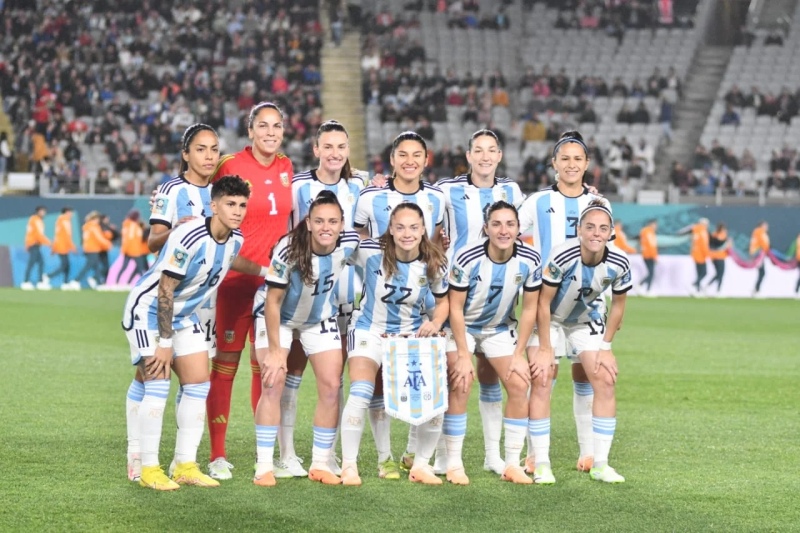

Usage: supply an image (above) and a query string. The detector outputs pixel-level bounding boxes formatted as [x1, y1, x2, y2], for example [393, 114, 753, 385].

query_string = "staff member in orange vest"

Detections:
[688, 218, 710, 295]
[115, 210, 148, 286]
[638, 219, 658, 295]
[22, 206, 51, 290]
[45, 206, 78, 290]
[749, 221, 770, 297]
[613, 220, 637, 254]
[706, 222, 730, 294]
[69, 211, 113, 289]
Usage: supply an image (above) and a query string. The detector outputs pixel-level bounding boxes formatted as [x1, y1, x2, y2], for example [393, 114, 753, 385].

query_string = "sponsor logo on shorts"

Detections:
[225, 330, 235, 343]
[359, 339, 368, 347]
[259, 329, 266, 338]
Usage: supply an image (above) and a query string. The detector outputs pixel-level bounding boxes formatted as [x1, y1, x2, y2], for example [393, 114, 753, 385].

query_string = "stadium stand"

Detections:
[0, 0, 323, 195]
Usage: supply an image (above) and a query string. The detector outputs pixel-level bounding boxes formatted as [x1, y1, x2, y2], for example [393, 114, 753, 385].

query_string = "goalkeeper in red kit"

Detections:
[206, 102, 295, 480]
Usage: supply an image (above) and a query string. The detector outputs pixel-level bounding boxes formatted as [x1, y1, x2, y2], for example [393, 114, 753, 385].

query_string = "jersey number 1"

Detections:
[268, 192, 278, 215]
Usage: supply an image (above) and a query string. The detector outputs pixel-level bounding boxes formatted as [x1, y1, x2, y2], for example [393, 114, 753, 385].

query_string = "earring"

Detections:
[554, 172, 560, 182]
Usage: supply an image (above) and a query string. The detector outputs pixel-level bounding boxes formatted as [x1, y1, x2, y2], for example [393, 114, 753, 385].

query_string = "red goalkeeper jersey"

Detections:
[213, 147, 294, 276]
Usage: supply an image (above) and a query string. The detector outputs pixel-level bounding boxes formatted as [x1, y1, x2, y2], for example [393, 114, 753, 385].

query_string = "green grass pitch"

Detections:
[0, 289, 798, 532]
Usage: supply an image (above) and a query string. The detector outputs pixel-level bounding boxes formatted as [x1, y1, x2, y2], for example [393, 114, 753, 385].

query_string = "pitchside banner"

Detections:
[382, 335, 448, 425]
[629, 255, 798, 298]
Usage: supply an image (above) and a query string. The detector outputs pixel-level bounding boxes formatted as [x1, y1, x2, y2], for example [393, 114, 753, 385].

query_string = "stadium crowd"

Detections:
[0, 0, 323, 194]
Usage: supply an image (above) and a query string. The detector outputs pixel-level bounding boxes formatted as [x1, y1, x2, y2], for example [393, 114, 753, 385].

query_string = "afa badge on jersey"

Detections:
[153, 197, 168, 215]
[418, 276, 428, 287]
[514, 273, 523, 285]
[170, 247, 188, 268]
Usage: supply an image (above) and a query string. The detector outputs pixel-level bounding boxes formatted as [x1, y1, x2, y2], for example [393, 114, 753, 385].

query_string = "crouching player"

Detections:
[121, 176, 260, 490]
[444, 201, 541, 485]
[530, 200, 631, 484]
[252, 191, 360, 487]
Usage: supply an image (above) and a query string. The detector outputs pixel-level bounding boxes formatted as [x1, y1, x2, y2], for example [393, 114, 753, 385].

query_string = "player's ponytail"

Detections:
[316, 120, 353, 180]
[285, 190, 344, 286]
[380, 203, 446, 283]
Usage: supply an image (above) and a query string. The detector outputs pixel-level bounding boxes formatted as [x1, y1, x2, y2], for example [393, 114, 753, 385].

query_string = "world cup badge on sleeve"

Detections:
[153, 197, 168, 215]
[381, 335, 448, 426]
[170, 247, 188, 268]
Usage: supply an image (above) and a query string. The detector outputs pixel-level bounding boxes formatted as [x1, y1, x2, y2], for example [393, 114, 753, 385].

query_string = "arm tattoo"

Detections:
[157, 275, 180, 340]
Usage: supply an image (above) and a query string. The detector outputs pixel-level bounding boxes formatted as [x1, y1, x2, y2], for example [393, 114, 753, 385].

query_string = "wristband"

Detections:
[158, 337, 173, 348]
[600, 341, 612, 350]
[260, 266, 269, 278]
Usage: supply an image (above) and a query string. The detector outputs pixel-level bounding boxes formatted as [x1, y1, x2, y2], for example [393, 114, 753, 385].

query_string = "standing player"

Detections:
[750, 221, 770, 297]
[517, 130, 610, 474]
[353, 131, 445, 479]
[125, 124, 221, 482]
[252, 191, 360, 486]
[639, 219, 658, 295]
[47, 207, 78, 290]
[275, 120, 364, 478]
[531, 200, 631, 484]
[206, 102, 294, 480]
[122, 176, 260, 490]
[21, 206, 50, 290]
[444, 201, 540, 485]
[340, 203, 449, 486]
[435, 130, 524, 474]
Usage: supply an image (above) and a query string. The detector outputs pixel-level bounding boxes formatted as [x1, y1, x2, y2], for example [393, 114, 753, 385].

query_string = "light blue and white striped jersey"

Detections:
[353, 179, 445, 239]
[150, 175, 212, 229]
[291, 170, 366, 308]
[291, 169, 365, 229]
[448, 239, 542, 335]
[254, 230, 361, 329]
[122, 217, 243, 332]
[542, 239, 632, 324]
[436, 174, 524, 257]
[349, 239, 449, 335]
[518, 184, 608, 265]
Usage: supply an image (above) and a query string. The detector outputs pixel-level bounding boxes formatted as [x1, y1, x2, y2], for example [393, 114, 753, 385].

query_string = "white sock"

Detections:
[573, 381, 595, 458]
[503, 417, 528, 468]
[126, 380, 145, 458]
[412, 416, 443, 468]
[331, 376, 344, 457]
[592, 416, 616, 467]
[255, 424, 278, 473]
[368, 395, 392, 462]
[478, 383, 503, 460]
[311, 426, 337, 470]
[406, 424, 418, 455]
[443, 413, 467, 470]
[342, 381, 373, 464]
[528, 418, 551, 466]
[139, 379, 170, 467]
[174, 382, 210, 464]
[278, 374, 302, 460]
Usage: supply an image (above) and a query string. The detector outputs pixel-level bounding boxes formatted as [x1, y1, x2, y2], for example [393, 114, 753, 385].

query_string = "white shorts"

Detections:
[197, 306, 217, 358]
[254, 316, 342, 355]
[347, 329, 384, 365]
[528, 324, 569, 364]
[444, 328, 517, 359]
[126, 324, 207, 365]
[560, 321, 606, 361]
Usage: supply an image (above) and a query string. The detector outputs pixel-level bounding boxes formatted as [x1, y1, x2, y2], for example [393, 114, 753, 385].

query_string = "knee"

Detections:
[503, 375, 529, 401]
[316, 374, 341, 400]
[591, 374, 616, 398]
